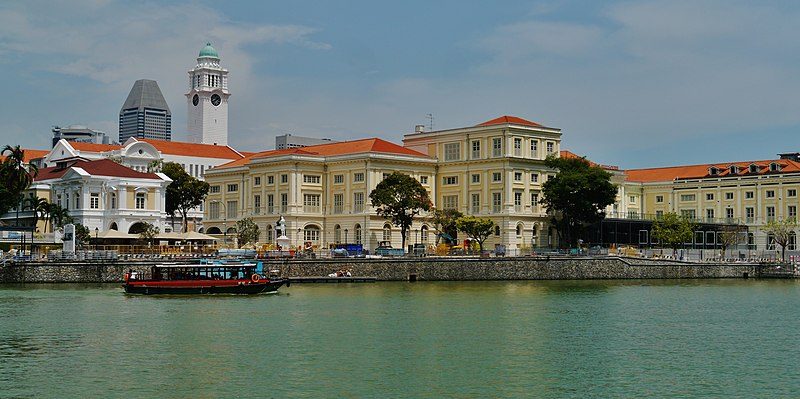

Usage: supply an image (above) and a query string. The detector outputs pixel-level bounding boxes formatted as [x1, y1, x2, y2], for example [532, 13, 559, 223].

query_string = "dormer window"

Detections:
[749, 164, 758, 173]
[769, 162, 780, 172]
[708, 167, 719, 176]
[729, 165, 739, 175]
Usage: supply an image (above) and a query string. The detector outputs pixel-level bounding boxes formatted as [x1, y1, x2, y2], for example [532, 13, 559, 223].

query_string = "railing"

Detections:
[605, 212, 744, 225]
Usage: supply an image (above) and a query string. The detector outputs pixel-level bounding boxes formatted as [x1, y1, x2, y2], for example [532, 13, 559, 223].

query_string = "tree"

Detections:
[236, 218, 260, 247]
[717, 224, 746, 259]
[369, 172, 433, 251]
[456, 216, 494, 252]
[428, 208, 463, 244]
[32, 197, 51, 233]
[651, 212, 694, 253]
[162, 162, 210, 232]
[763, 218, 797, 262]
[73, 223, 91, 248]
[541, 155, 617, 248]
[0, 145, 37, 217]
[48, 203, 72, 231]
[137, 222, 160, 246]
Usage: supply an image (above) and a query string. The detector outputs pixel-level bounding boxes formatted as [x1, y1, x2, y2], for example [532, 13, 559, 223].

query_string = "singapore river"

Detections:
[1, 280, 799, 398]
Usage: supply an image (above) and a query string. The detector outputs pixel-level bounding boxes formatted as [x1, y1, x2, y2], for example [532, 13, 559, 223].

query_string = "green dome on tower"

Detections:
[199, 42, 219, 58]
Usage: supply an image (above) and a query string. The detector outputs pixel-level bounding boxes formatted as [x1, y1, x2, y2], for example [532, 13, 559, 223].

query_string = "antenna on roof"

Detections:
[426, 113, 434, 131]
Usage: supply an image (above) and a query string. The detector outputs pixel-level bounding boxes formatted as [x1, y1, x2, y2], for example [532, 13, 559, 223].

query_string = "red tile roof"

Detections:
[68, 142, 121, 152]
[625, 159, 800, 183]
[35, 159, 162, 181]
[216, 138, 430, 169]
[560, 150, 619, 170]
[139, 139, 243, 160]
[477, 115, 544, 128]
[0, 149, 49, 163]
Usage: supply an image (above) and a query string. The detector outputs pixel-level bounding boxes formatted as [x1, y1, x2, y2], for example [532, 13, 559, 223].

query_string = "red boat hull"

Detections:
[123, 278, 285, 295]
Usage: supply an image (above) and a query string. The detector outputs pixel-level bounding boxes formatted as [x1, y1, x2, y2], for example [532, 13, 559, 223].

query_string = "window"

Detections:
[709, 167, 719, 176]
[280, 193, 288, 213]
[629, 196, 636, 203]
[706, 193, 714, 201]
[514, 172, 522, 181]
[471, 193, 480, 213]
[254, 176, 261, 186]
[531, 193, 539, 209]
[531, 173, 538, 183]
[227, 201, 237, 218]
[135, 193, 145, 209]
[443, 176, 458, 185]
[745, 191, 754, 199]
[253, 195, 261, 214]
[513, 138, 522, 156]
[227, 184, 238, 192]
[767, 206, 775, 221]
[770, 162, 780, 172]
[492, 172, 502, 182]
[789, 205, 797, 219]
[334, 174, 344, 184]
[266, 225, 273, 243]
[547, 174, 555, 181]
[210, 185, 220, 193]
[333, 193, 344, 214]
[471, 174, 480, 184]
[680, 194, 696, 202]
[494, 225, 501, 236]
[267, 175, 274, 185]
[444, 143, 460, 161]
[471, 140, 481, 159]
[790, 232, 797, 251]
[334, 225, 341, 243]
[492, 137, 502, 157]
[304, 225, 321, 243]
[766, 190, 775, 198]
[354, 192, 364, 213]
[267, 194, 274, 214]
[281, 174, 288, 184]
[304, 175, 321, 184]
[725, 192, 734, 200]
[530, 140, 538, 156]
[680, 209, 696, 219]
[789, 189, 797, 198]
[492, 192, 502, 213]
[90, 193, 99, 209]
[767, 233, 776, 250]
[421, 225, 428, 245]
[706, 209, 714, 220]
[209, 202, 220, 219]
[110, 193, 117, 209]
[74, 193, 80, 209]
[442, 195, 458, 210]
[546, 142, 554, 154]
[726, 208, 734, 220]
[749, 164, 758, 173]
[746, 207, 755, 223]
[304, 194, 321, 213]
[730, 165, 739, 174]
[354, 173, 365, 182]
[656, 195, 664, 203]
[748, 232, 755, 250]
[420, 176, 429, 184]
[355, 224, 362, 244]
[516, 224, 523, 237]
[383, 224, 392, 242]
[655, 210, 664, 219]
[514, 192, 522, 211]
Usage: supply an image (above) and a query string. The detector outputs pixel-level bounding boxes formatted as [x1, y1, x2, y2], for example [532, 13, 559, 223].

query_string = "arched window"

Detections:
[109, 193, 117, 209]
[304, 225, 321, 244]
[383, 223, 392, 243]
[790, 232, 797, 251]
[532, 225, 538, 246]
[266, 225, 273, 243]
[421, 225, 429, 245]
[109, 222, 118, 231]
[354, 224, 362, 244]
[207, 227, 221, 234]
[135, 192, 146, 209]
[494, 225, 501, 236]
[334, 224, 342, 244]
[516, 223, 523, 237]
[226, 227, 236, 234]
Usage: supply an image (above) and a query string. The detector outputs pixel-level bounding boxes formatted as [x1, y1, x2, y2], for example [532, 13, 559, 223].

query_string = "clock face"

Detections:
[192, 94, 199, 106]
[211, 94, 221, 106]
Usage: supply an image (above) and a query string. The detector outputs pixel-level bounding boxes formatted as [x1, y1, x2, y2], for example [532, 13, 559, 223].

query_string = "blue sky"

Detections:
[1, 0, 799, 168]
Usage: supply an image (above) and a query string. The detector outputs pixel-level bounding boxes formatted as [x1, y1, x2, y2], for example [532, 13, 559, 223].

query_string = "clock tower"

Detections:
[186, 43, 229, 145]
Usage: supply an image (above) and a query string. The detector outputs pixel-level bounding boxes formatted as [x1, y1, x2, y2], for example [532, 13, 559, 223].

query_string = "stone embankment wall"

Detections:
[0, 257, 759, 283]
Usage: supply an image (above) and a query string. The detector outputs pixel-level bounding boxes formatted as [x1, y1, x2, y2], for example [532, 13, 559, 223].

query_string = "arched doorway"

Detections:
[420, 225, 429, 245]
[128, 222, 147, 234]
[354, 224, 362, 244]
[206, 227, 221, 234]
[226, 227, 236, 235]
[198, 227, 205, 233]
[382, 223, 392, 244]
[109, 222, 118, 231]
[334, 224, 341, 244]
[304, 224, 321, 245]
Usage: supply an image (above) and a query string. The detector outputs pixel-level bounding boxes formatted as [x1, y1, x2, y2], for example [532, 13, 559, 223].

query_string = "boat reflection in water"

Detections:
[123, 260, 285, 295]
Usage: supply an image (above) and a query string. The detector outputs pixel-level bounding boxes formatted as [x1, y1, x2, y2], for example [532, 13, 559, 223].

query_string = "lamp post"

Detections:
[297, 227, 302, 249]
[94, 227, 99, 251]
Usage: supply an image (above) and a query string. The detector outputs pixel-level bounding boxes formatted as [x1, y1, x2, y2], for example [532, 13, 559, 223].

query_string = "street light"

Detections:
[94, 227, 99, 251]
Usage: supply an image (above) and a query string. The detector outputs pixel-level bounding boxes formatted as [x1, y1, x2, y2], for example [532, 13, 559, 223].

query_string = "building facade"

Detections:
[186, 43, 229, 146]
[119, 79, 172, 142]
[51, 125, 112, 147]
[275, 134, 337, 149]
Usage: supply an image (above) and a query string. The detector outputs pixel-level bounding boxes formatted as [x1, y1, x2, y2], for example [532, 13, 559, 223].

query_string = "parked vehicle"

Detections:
[374, 241, 405, 257]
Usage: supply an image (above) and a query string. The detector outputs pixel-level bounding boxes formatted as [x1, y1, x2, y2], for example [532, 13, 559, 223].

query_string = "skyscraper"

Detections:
[186, 43, 229, 146]
[119, 79, 172, 142]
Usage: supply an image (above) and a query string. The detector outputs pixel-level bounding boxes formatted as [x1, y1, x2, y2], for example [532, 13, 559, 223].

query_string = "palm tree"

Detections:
[1, 145, 38, 223]
[48, 204, 72, 231]
[33, 198, 51, 233]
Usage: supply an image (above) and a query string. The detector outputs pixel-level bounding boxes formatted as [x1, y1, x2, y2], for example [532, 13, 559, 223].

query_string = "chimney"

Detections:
[414, 124, 426, 133]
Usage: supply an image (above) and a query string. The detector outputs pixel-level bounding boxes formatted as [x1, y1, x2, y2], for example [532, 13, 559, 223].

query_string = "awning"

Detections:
[95, 230, 137, 240]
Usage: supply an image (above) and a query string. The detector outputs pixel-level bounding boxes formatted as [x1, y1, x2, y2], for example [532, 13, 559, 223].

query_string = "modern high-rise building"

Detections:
[119, 79, 172, 142]
[186, 43, 229, 146]
[51, 125, 112, 147]
[275, 134, 337, 149]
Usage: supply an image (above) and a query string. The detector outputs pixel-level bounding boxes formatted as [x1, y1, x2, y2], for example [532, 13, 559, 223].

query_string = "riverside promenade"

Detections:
[0, 256, 766, 283]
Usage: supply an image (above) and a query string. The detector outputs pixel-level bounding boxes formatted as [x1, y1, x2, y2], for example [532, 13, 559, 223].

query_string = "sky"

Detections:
[1, 0, 799, 169]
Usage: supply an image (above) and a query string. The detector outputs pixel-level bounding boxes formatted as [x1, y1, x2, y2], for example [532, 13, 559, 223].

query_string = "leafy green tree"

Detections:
[236, 218, 260, 247]
[717, 224, 746, 258]
[428, 208, 463, 244]
[73, 223, 91, 248]
[136, 222, 160, 245]
[456, 216, 494, 252]
[162, 162, 210, 232]
[651, 212, 694, 253]
[369, 172, 433, 251]
[763, 218, 797, 262]
[0, 145, 37, 217]
[541, 154, 617, 248]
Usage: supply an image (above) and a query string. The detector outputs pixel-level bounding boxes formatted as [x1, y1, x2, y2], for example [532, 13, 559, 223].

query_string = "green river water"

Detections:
[1, 280, 799, 398]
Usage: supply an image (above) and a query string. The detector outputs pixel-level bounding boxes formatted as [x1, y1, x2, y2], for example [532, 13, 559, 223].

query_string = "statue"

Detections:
[276, 216, 286, 239]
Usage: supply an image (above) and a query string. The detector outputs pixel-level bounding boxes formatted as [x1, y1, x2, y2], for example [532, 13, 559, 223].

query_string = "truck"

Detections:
[374, 241, 405, 257]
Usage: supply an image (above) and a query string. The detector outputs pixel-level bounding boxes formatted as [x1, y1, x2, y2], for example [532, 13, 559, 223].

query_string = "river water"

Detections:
[1, 280, 799, 398]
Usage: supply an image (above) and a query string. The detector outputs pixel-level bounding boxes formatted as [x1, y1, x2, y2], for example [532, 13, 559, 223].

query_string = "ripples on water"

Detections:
[0, 280, 799, 398]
